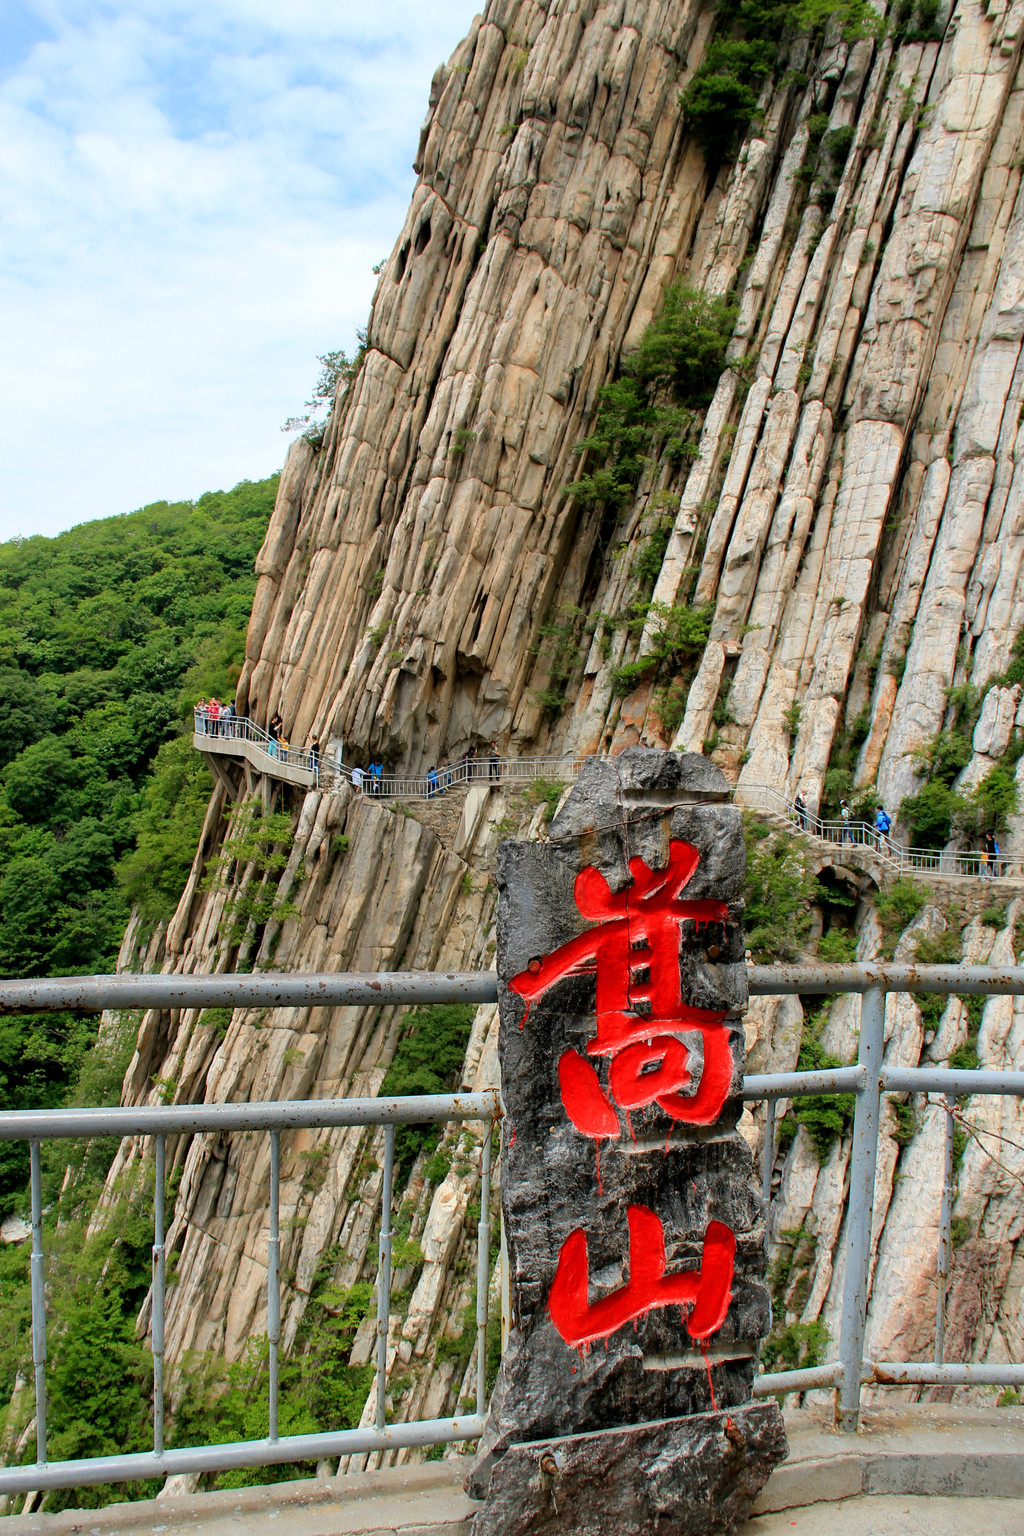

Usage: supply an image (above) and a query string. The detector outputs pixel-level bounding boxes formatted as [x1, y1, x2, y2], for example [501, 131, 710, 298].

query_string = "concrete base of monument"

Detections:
[469, 1402, 788, 1536]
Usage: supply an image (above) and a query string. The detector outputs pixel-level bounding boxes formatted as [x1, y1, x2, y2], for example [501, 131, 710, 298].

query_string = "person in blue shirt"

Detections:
[875, 806, 891, 843]
[984, 830, 999, 877]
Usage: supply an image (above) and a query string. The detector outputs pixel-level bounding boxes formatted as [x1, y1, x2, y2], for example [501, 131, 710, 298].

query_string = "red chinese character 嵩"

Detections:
[510, 840, 733, 1136]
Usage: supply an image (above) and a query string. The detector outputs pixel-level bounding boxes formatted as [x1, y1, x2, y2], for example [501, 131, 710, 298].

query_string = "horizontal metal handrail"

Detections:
[881, 1065, 1024, 1095]
[0, 969, 498, 1015]
[868, 1362, 1024, 1386]
[741, 1066, 866, 1099]
[747, 963, 1024, 995]
[0, 1089, 500, 1142]
[753, 1362, 844, 1397]
[7, 963, 1024, 1015]
[0, 1415, 485, 1497]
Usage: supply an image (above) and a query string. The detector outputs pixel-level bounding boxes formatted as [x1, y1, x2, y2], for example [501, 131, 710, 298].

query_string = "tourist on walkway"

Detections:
[874, 805, 891, 846]
[221, 699, 235, 739]
[351, 764, 365, 792]
[489, 743, 500, 781]
[308, 735, 321, 773]
[268, 712, 283, 759]
[794, 790, 807, 831]
[438, 758, 450, 794]
[371, 760, 383, 794]
[984, 830, 999, 877]
[208, 697, 221, 737]
[196, 698, 208, 733]
[427, 765, 439, 798]
[840, 799, 853, 842]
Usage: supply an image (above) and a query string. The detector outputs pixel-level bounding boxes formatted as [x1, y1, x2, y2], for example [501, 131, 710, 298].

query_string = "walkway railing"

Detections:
[737, 781, 1013, 882]
[194, 713, 1016, 882]
[0, 1069, 498, 1497]
[1, 963, 1024, 1495]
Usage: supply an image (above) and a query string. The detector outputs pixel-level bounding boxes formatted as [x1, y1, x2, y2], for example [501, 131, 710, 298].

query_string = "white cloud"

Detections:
[0, 0, 479, 538]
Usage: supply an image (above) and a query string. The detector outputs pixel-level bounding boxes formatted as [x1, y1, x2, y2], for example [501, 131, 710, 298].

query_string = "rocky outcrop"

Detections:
[102, 0, 1024, 1448]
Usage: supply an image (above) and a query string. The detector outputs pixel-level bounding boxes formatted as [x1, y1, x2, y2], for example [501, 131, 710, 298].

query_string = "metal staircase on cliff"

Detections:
[193, 710, 1023, 885]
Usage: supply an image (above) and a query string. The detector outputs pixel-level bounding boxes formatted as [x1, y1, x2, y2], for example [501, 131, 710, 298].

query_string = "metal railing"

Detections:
[737, 781, 1017, 882]
[2, 963, 1024, 1497]
[194, 711, 324, 781]
[0, 1064, 498, 1499]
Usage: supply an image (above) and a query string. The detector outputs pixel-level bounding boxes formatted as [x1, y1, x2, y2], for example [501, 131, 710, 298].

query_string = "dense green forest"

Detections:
[0, 477, 277, 1216]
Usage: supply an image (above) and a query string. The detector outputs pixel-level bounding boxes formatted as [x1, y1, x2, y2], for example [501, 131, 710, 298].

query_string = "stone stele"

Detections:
[468, 748, 786, 1530]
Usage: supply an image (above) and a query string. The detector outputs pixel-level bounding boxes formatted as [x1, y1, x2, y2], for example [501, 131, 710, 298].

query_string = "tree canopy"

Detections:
[0, 476, 276, 1214]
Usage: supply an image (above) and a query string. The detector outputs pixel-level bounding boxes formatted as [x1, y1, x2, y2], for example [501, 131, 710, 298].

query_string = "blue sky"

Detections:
[0, 0, 479, 538]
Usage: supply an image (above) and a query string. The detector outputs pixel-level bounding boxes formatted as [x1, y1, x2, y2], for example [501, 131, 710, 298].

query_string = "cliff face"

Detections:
[109, 0, 1024, 1441]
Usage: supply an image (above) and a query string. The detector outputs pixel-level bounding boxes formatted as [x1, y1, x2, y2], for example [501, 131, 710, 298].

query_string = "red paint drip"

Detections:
[509, 1128, 516, 1146]
[625, 1108, 636, 1144]
[519, 1001, 531, 1032]
[701, 1338, 717, 1411]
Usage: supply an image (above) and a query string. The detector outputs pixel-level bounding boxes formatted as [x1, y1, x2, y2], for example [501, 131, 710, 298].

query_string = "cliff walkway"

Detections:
[193, 711, 1024, 886]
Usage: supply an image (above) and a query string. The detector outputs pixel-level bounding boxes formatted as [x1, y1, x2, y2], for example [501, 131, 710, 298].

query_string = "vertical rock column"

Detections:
[469, 749, 786, 1536]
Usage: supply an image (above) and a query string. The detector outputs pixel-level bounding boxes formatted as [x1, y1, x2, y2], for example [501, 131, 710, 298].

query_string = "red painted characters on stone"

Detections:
[548, 1206, 736, 1349]
[509, 839, 734, 1136]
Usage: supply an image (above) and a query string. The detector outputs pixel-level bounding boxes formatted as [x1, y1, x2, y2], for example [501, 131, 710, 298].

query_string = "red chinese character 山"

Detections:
[507, 839, 739, 1353]
[509, 838, 734, 1137]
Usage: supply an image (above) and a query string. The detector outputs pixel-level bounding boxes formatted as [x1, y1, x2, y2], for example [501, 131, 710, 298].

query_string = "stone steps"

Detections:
[404, 786, 474, 850]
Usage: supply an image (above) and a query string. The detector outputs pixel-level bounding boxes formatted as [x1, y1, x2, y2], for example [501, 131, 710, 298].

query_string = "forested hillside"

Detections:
[0, 478, 277, 1214]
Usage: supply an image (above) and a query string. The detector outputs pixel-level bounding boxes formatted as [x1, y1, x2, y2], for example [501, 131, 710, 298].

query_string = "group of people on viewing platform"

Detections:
[195, 698, 237, 736]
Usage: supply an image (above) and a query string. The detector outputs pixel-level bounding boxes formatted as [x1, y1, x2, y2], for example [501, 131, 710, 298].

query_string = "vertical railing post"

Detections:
[475, 1121, 493, 1417]
[761, 1099, 776, 1207]
[152, 1134, 166, 1456]
[375, 1125, 396, 1431]
[267, 1131, 280, 1443]
[29, 1140, 47, 1468]
[837, 984, 885, 1432]
[935, 1094, 955, 1364]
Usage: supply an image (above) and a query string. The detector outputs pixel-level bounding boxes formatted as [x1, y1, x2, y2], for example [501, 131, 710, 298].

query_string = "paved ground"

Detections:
[7, 1487, 1021, 1536]
[740, 1496, 1023, 1533]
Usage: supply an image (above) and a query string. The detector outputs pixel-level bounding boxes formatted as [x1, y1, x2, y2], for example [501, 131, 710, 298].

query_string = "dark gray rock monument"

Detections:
[468, 748, 787, 1535]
